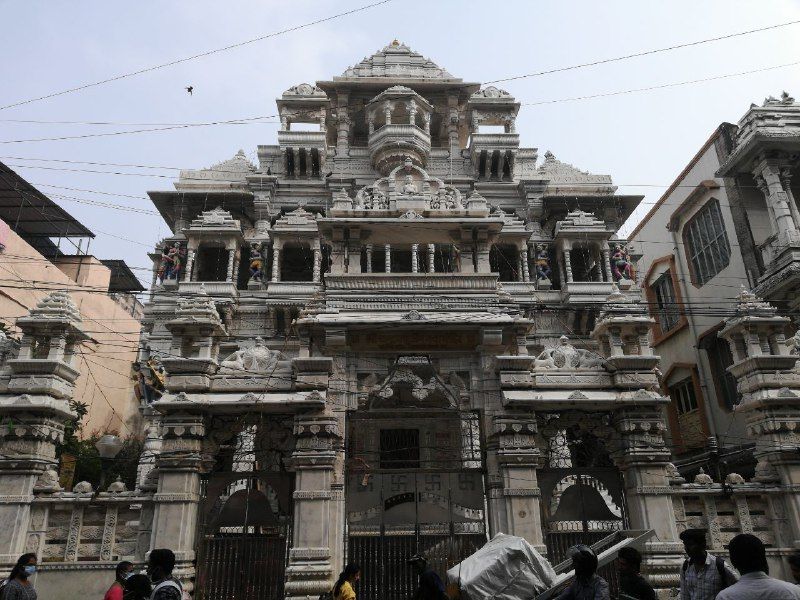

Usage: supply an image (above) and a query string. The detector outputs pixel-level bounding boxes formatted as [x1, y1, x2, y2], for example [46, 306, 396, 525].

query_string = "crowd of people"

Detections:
[4, 530, 800, 599]
[0, 548, 183, 600]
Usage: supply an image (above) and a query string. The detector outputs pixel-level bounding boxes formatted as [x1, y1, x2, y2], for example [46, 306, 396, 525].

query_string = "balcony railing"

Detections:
[277, 130, 327, 149]
[368, 124, 431, 160]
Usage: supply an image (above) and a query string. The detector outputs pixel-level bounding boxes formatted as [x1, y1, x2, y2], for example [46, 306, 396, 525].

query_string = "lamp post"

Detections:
[95, 434, 124, 492]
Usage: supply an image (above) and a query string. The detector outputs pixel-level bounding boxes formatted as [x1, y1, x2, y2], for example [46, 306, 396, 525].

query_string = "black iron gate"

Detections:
[195, 472, 293, 600]
[347, 471, 487, 600]
[538, 467, 627, 592]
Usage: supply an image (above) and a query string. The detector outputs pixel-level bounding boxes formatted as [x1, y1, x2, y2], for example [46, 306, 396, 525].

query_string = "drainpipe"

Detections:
[669, 227, 722, 446]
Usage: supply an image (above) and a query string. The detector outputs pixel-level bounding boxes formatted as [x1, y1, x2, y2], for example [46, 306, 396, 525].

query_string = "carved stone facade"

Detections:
[7, 44, 800, 598]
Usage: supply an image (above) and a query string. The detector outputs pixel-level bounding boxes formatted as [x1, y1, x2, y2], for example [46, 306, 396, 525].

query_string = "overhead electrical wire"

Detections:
[0, 0, 395, 111]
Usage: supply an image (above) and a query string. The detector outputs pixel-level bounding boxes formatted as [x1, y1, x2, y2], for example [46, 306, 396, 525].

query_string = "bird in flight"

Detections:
[185, 86, 194, 96]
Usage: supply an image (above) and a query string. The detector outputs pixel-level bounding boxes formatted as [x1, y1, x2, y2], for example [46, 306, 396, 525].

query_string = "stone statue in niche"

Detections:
[610, 244, 635, 282]
[355, 186, 388, 210]
[401, 175, 418, 196]
[220, 337, 283, 374]
[248, 242, 264, 282]
[535, 244, 552, 288]
[133, 357, 165, 404]
[533, 335, 605, 370]
[158, 241, 184, 282]
[429, 186, 462, 210]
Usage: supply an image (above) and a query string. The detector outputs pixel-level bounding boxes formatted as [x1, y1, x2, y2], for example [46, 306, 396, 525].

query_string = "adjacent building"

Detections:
[630, 92, 800, 477]
[0, 161, 144, 435]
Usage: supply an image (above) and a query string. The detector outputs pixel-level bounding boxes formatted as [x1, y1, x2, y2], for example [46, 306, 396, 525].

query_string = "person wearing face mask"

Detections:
[104, 561, 133, 600]
[146, 549, 182, 600]
[0, 553, 38, 600]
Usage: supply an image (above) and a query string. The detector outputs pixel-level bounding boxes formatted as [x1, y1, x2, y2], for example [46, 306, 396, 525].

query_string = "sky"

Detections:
[2, 0, 800, 288]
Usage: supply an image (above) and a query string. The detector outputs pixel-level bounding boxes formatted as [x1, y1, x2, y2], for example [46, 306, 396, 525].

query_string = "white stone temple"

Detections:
[5, 43, 800, 599]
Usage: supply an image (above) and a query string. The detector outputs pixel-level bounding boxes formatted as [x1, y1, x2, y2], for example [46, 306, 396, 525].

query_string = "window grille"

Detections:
[670, 378, 698, 415]
[685, 199, 730, 285]
[652, 271, 679, 332]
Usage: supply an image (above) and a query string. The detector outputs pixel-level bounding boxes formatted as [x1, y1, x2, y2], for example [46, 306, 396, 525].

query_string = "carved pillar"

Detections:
[271, 246, 281, 282]
[427, 243, 435, 273]
[612, 407, 682, 590]
[408, 100, 417, 125]
[411, 243, 419, 273]
[602, 247, 612, 282]
[718, 290, 800, 545]
[384, 244, 391, 273]
[383, 102, 392, 126]
[521, 247, 530, 282]
[150, 413, 206, 595]
[183, 250, 195, 283]
[365, 244, 373, 274]
[754, 160, 799, 239]
[313, 245, 322, 283]
[476, 241, 491, 273]
[563, 249, 573, 283]
[336, 93, 350, 155]
[486, 417, 545, 552]
[226, 248, 236, 282]
[781, 167, 800, 230]
[0, 412, 69, 564]
[423, 112, 431, 134]
[285, 415, 343, 600]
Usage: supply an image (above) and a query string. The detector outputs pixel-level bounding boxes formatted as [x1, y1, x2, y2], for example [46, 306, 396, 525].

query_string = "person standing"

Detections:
[332, 564, 360, 600]
[0, 553, 37, 600]
[407, 555, 448, 600]
[678, 529, 737, 600]
[788, 551, 800, 584]
[617, 546, 655, 600]
[146, 549, 182, 600]
[555, 545, 610, 600]
[716, 534, 800, 599]
[122, 575, 152, 600]
[104, 561, 133, 600]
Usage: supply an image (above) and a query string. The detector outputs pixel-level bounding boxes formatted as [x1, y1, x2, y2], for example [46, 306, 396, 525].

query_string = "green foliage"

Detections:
[55, 400, 143, 489]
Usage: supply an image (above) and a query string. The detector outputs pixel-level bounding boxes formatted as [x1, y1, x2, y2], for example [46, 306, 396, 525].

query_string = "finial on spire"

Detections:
[391, 39, 400, 46]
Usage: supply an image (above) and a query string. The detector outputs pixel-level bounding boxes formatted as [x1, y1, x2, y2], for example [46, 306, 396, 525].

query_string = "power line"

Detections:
[0, 0, 395, 112]
[484, 18, 800, 84]
[0, 117, 278, 127]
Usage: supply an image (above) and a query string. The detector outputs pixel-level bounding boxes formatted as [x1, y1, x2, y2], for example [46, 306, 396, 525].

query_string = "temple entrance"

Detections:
[346, 357, 487, 600]
[195, 472, 293, 600]
[195, 418, 295, 600]
[538, 425, 627, 591]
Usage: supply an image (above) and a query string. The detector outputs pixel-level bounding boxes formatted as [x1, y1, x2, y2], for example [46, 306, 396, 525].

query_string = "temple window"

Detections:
[31, 336, 51, 359]
[280, 245, 314, 282]
[195, 245, 228, 282]
[490, 244, 519, 281]
[569, 246, 602, 282]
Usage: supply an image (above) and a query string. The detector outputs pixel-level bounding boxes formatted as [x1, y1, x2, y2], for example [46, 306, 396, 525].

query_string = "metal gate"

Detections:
[347, 408, 486, 600]
[347, 470, 486, 600]
[538, 468, 627, 563]
[195, 472, 293, 600]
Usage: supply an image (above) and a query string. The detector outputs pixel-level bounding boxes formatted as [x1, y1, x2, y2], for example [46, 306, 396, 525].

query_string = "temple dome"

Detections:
[340, 40, 455, 80]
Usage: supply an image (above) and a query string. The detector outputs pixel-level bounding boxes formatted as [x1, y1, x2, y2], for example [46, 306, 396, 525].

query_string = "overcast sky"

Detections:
[2, 0, 800, 287]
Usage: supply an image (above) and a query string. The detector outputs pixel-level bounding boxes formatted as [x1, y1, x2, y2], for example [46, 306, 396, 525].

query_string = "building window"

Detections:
[652, 271, 679, 332]
[670, 378, 698, 415]
[380, 429, 420, 469]
[684, 199, 731, 285]
[700, 333, 740, 411]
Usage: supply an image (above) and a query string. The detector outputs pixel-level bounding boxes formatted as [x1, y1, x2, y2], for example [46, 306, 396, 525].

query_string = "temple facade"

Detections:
[5, 44, 800, 599]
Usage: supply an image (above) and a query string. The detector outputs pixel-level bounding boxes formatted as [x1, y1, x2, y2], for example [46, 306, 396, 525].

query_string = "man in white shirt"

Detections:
[716, 534, 800, 600]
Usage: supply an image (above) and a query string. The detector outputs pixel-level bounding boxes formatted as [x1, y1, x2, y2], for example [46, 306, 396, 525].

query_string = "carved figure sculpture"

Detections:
[220, 337, 283, 374]
[429, 186, 462, 210]
[158, 241, 185, 282]
[133, 357, 165, 404]
[535, 244, 552, 281]
[610, 244, 634, 281]
[249, 242, 264, 281]
[355, 187, 388, 210]
[533, 335, 605, 370]
[401, 175, 418, 196]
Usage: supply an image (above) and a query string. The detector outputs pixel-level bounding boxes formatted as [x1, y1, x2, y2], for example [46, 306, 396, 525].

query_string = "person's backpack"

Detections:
[681, 556, 732, 590]
[150, 579, 190, 600]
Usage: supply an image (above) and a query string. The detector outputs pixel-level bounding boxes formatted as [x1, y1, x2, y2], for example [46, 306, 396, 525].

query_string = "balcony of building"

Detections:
[469, 132, 519, 181]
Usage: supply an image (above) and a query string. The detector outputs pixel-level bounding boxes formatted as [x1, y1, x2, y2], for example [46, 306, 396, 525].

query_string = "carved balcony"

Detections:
[179, 281, 238, 300]
[277, 130, 327, 149]
[469, 133, 520, 179]
[754, 238, 800, 307]
[368, 124, 431, 174]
